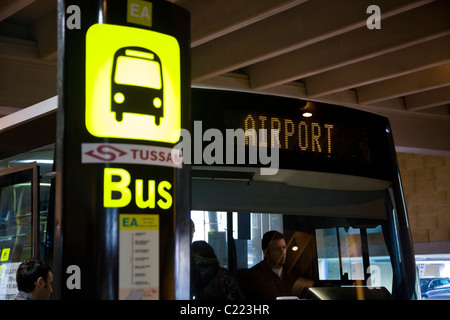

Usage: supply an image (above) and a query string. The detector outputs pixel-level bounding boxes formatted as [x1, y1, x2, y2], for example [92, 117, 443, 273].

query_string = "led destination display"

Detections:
[191, 88, 393, 180]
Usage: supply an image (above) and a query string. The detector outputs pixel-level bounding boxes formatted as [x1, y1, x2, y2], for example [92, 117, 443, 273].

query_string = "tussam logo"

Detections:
[84, 145, 127, 161]
[82, 143, 182, 168]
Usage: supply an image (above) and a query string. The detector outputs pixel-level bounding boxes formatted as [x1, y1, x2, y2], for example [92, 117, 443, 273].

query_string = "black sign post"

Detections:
[56, 0, 190, 299]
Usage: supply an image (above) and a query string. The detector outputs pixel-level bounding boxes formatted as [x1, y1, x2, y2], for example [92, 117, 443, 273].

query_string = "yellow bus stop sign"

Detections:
[85, 23, 181, 143]
[0, 248, 10, 261]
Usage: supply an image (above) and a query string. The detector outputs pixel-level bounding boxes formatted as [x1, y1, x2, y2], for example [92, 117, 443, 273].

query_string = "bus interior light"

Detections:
[291, 238, 299, 251]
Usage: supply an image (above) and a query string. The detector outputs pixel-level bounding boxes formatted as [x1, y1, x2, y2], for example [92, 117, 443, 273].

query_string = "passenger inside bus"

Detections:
[191, 240, 244, 300]
[239, 230, 313, 299]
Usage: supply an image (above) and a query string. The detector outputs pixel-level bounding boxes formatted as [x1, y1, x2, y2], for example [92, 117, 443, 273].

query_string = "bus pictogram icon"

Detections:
[111, 47, 164, 125]
[85, 23, 181, 143]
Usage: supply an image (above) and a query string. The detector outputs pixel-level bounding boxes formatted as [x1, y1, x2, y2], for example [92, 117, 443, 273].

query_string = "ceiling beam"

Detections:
[0, 0, 35, 22]
[30, 10, 57, 61]
[304, 35, 450, 97]
[0, 36, 40, 62]
[183, 0, 309, 47]
[0, 96, 57, 132]
[416, 105, 450, 116]
[387, 111, 450, 156]
[191, 0, 434, 82]
[405, 86, 450, 111]
[357, 63, 450, 104]
[0, 59, 56, 108]
[0, 35, 56, 109]
[248, 0, 450, 90]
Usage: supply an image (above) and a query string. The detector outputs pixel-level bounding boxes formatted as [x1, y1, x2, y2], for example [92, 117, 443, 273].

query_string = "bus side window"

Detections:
[11, 185, 33, 262]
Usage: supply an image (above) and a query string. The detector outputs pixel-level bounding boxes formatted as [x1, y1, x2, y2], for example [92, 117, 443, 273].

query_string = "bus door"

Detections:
[0, 161, 53, 300]
[111, 46, 164, 125]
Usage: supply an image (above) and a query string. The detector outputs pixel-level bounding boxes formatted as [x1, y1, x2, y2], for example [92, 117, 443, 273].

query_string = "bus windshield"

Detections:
[114, 55, 162, 89]
[191, 210, 394, 297]
[191, 167, 397, 299]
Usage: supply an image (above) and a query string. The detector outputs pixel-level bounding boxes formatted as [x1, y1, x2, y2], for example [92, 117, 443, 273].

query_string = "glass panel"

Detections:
[39, 182, 51, 261]
[248, 213, 283, 268]
[339, 227, 364, 280]
[192, 208, 396, 299]
[0, 166, 35, 300]
[191, 210, 229, 267]
[315, 226, 391, 286]
[1, 184, 33, 262]
[367, 225, 393, 292]
[316, 228, 340, 280]
[191, 211, 284, 269]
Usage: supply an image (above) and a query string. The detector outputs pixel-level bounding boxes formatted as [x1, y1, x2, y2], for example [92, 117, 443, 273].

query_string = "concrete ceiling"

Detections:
[0, 0, 449, 156]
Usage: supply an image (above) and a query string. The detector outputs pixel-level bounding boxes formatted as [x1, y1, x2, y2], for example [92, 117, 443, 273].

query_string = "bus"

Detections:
[189, 88, 419, 300]
[0, 88, 419, 299]
[111, 46, 164, 125]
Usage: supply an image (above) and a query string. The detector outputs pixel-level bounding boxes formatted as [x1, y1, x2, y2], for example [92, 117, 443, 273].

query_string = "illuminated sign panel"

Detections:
[85, 23, 181, 143]
[57, 0, 190, 299]
[219, 108, 371, 162]
[242, 112, 334, 154]
[192, 88, 392, 180]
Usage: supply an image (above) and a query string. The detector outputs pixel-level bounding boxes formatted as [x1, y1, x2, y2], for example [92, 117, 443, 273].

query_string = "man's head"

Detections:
[262, 230, 287, 269]
[16, 258, 53, 300]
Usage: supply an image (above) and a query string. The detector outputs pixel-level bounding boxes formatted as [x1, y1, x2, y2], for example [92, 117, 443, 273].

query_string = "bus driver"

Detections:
[241, 231, 296, 299]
